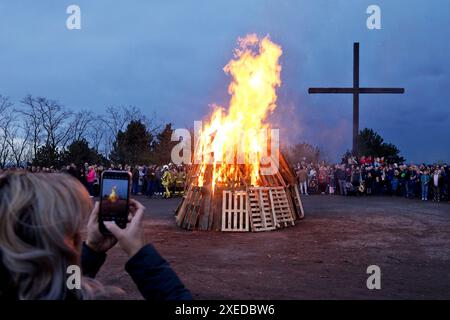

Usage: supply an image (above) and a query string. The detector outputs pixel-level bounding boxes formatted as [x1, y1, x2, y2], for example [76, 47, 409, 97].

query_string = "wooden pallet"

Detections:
[290, 184, 305, 219]
[221, 190, 250, 232]
[177, 186, 204, 230]
[247, 187, 277, 232]
[269, 187, 295, 227]
[176, 152, 306, 231]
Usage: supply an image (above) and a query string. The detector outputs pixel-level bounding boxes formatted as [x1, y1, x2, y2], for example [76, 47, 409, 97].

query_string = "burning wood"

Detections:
[194, 34, 282, 191]
[176, 35, 304, 232]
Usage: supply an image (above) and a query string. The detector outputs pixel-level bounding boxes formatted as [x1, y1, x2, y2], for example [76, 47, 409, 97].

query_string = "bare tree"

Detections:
[103, 106, 128, 137]
[20, 95, 73, 152]
[0, 120, 12, 168]
[6, 118, 32, 167]
[68, 110, 92, 142]
[2, 96, 164, 166]
[86, 118, 106, 153]
[101, 105, 162, 157]
[0, 131, 10, 168]
[100, 106, 129, 157]
[0, 95, 13, 168]
[143, 110, 163, 135]
[0, 95, 12, 119]
[18, 95, 43, 158]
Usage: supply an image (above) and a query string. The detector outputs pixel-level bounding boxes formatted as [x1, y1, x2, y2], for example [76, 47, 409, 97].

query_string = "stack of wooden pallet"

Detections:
[175, 152, 304, 232]
[222, 186, 301, 232]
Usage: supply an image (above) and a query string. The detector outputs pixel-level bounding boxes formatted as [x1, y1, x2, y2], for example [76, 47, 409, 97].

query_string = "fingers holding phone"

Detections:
[126, 198, 143, 222]
[86, 201, 118, 253]
[104, 199, 146, 258]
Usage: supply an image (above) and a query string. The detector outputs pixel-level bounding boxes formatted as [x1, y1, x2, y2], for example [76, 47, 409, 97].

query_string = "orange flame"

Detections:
[195, 34, 282, 191]
[108, 186, 118, 202]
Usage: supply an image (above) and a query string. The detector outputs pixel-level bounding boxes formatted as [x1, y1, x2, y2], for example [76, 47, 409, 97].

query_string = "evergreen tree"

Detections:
[32, 144, 60, 168]
[357, 128, 404, 163]
[110, 120, 153, 165]
[151, 123, 177, 165]
[60, 139, 107, 167]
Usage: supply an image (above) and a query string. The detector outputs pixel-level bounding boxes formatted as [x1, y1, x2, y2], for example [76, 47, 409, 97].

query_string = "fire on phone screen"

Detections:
[100, 171, 130, 231]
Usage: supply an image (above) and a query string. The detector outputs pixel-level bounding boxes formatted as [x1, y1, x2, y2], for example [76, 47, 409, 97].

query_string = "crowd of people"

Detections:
[295, 156, 450, 203]
[1, 155, 449, 204]
[17, 163, 188, 199]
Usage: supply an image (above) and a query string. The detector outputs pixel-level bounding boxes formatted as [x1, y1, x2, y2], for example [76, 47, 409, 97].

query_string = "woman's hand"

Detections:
[104, 199, 146, 258]
[86, 202, 118, 253]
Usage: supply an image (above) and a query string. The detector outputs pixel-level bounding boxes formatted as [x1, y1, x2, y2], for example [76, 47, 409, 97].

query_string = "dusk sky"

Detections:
[0, 0, 449, 162]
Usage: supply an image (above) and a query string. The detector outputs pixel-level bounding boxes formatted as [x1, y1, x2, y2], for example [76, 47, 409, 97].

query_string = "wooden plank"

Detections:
[293, 184, 305, 219]
[221, 191, 228, 231]
[268, 189, 279, 228]
[212, 192, 223, 231]
[258, 190, 267, 229]
[239, 193, 244, 229]
[227, 191, 232, 230]
[176, 183, 194, 226]
[236, 193, 240, 229]
[185, 186, 201, 227]
[186, 188, 202, 229]
[199, 188, 211, 230]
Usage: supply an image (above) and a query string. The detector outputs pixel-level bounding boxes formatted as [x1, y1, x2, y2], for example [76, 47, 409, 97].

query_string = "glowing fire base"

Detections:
[175, 154, 305, 232]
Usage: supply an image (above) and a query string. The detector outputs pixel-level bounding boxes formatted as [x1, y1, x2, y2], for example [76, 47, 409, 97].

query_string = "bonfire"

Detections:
[108, 186, 118, 203]
[176, 34, 304, 232]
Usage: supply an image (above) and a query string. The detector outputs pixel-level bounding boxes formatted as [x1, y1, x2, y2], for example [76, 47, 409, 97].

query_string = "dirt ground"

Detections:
[95, 195, 450, 299]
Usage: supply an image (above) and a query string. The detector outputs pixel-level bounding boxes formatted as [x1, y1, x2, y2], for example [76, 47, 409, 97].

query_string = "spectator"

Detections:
[336, 165, 347, 196]
[86, 166, 96, 197]
[297, 166, 308, 195]
[131, 166, 140, 195]
[318, 166, 327, 194]
[145, 166, 157, 198]
[421, 169, 430, 201]
[432, 168, 442, 202]
[0, 171, 192, 300]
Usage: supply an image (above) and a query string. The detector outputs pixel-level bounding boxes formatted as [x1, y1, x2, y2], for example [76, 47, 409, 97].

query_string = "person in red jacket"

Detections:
[86, 165, 96, 196]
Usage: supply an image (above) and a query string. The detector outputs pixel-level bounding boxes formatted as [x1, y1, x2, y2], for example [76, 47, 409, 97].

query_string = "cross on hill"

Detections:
[308, 42, 405, 155]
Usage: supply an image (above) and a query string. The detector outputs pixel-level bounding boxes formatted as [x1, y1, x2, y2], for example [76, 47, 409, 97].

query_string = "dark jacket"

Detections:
[0, 244, 192, 300]
[81, 243, 192, 300]
[336, 169, 346, 181]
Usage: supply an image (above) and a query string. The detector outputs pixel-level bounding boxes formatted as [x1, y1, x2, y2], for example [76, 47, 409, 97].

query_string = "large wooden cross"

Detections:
[308, 43, 404, 155]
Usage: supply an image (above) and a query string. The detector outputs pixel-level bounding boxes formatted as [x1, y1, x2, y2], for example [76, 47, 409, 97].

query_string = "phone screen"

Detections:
[99, 171, 131, 233]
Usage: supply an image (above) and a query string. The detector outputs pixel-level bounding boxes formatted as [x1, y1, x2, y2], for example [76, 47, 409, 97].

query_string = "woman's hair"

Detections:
[0, 171, 95, 299]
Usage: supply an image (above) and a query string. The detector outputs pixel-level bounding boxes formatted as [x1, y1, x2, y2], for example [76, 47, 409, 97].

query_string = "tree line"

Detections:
[0, 94, 404, 169]
[0, 94, 177, 168]
[283, 128, 404, 165]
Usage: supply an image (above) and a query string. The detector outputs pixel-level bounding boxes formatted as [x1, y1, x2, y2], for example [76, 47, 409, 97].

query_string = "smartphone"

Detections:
[99, 170, 132, 235]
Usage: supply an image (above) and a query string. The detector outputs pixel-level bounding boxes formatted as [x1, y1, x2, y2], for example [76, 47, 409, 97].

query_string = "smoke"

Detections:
[268, 93, 352, 162]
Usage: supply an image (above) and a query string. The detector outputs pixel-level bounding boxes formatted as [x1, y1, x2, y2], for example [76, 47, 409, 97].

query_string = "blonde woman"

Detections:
[0, 171, 191, 300]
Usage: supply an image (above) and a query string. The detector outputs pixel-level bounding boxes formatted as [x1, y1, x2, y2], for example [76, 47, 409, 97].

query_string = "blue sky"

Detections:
[0, 0, 449, 162]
